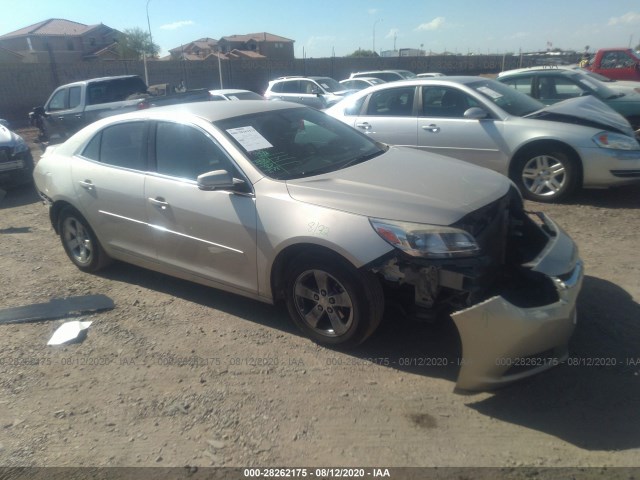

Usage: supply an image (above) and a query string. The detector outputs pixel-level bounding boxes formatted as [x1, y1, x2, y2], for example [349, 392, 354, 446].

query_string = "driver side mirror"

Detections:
[197, 169, 246, 192]
[463, 107, 489, 120]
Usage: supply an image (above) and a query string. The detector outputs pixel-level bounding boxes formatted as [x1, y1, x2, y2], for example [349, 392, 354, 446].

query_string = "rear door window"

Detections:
[501, 76, 534, 96]
[81, 122, 147, 170]
[366, 87, 415, 116]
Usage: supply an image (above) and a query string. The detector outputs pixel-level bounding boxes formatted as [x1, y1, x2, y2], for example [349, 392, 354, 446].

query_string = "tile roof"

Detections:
[220, 32, 294, 43]
[0, 18, 102, 38]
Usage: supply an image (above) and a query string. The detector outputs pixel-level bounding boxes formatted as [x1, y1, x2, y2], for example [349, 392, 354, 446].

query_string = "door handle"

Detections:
[356, 122, 372, 131]
[57, 116, 65, 121]
[148, 197, 169, 210]
[422, 124, 440, 133]
[74, 114, 83, 119]
[78, 180, 94, 191]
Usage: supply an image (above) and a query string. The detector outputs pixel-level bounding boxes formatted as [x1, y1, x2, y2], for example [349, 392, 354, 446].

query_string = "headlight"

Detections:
[592, 131, 640, 150]
[370, 218, 480, 258]
[12, 136, 30, 154]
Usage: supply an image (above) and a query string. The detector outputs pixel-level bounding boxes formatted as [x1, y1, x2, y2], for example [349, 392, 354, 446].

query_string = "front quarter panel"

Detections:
[253, 180, 393, 300]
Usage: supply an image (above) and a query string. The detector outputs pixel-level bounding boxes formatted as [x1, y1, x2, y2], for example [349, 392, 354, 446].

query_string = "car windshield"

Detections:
[228, 91, 264, 100]
[468, 79, 545, 116]
[397, 70, 417, 79]
[314, 78, 344, 92]
[572, 72, 619, 99]
[214, 107, 386, 180]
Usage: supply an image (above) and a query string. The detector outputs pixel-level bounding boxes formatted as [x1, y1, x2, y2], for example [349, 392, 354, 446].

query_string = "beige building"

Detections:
[167, 32, 294, 61]
[0, 18, 121, 63]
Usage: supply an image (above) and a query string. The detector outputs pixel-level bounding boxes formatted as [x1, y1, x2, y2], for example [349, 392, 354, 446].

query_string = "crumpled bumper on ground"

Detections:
[452, 213, 584, 391]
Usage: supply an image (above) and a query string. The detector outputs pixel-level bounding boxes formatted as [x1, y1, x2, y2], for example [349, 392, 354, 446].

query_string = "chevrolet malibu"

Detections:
[33, 101, 583, 390]
[325, 77, 640, 202]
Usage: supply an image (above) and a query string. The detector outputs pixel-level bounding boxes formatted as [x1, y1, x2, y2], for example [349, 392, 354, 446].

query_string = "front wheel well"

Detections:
[270, 244, 359, 303]
[510, 140, 583, 188]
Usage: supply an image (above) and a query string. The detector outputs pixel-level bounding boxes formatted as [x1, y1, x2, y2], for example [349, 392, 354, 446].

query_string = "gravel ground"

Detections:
[0, 128, 639, 477]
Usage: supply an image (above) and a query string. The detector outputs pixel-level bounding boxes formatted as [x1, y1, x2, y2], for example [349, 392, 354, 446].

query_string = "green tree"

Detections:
[117, 27, 160, 60]
[346, 49, 379, 57]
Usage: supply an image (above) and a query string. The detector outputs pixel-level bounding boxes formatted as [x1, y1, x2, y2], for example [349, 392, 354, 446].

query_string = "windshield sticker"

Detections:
[477, 86, 503, 99]
[226, 126, 273, 152]
[252, 150, 284, 174]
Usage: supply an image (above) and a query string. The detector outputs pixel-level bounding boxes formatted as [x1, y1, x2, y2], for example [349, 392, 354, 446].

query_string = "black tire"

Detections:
[512, 148, 579, 203]
[58, 207, 111, 273]
[284, 253, 384, 348]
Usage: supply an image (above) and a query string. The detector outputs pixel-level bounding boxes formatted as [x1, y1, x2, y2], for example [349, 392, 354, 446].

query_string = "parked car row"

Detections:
[325, 76, 640, 202]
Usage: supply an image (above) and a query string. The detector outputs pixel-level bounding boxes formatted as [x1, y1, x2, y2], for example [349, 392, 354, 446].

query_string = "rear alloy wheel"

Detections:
[285, 254, 383, 348]
[59, 207, 111, 272]
[514, 149, 578, 202]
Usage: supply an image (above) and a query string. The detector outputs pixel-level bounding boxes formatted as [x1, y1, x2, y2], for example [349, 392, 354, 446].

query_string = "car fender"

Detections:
[253, 181, 393, 300]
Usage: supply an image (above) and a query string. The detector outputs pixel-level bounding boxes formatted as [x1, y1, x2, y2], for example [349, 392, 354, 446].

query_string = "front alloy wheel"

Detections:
[515, 149, 578, 202]
[293, 269, 355, 337]
[285, 254, 383, 348]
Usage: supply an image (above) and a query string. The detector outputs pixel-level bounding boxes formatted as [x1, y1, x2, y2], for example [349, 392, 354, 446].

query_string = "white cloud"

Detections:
[385, 28, 399, 39]
[607, 12, 640, 26]
[509, 32, 530, 39]
[416, 17, 445, 31]
[368, 9, 378, 15]
[160, 20, 195, 31]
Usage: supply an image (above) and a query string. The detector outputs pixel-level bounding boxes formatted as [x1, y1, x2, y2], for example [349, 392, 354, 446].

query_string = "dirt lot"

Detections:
[1, 128, 640, 475]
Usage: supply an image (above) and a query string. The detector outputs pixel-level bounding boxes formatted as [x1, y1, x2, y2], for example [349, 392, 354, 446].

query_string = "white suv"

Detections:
[264, 76, 352, 109]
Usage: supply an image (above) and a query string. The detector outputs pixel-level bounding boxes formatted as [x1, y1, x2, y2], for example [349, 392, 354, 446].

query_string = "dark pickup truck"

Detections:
[30, 75, 211, 142]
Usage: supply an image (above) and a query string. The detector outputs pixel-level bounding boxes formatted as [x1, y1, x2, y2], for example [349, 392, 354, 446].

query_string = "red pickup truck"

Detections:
[583, 48, 640, 81]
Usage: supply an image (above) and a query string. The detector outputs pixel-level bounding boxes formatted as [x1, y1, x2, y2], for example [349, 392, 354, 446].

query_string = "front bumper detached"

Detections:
[452, 213, 583, 391]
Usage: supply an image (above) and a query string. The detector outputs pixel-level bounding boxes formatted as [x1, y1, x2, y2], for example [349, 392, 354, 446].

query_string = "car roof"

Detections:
[209, 89, 254, 94]
[109, 100, 303, 124]
[273, 76, 332, 81]
[498, 65, 580, 77]
[364, 76, 488, 86]
[60, 75, 142, 87]
[340, 77, 383, 82]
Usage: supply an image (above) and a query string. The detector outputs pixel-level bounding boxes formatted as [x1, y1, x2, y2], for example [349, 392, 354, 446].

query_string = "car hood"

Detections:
[285, 146, 511, 226]
[525, 95, 635, 137]
[607, 90, 640, 105]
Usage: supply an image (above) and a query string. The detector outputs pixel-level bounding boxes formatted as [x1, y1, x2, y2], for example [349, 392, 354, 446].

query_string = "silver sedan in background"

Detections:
[33, 101, 582, 390]
[326, 77, 640, 202]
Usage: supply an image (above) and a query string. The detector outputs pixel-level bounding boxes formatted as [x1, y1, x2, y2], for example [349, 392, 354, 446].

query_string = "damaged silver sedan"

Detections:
[33, 101, 583, 391]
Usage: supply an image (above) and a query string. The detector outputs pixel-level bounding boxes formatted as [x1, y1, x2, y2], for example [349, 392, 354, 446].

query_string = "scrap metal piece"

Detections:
[47, 320, 93, 345]
[0, 294, 114, 325]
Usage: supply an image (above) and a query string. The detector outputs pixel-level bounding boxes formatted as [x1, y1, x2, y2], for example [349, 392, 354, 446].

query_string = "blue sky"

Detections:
[2, 0, 640, 58]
